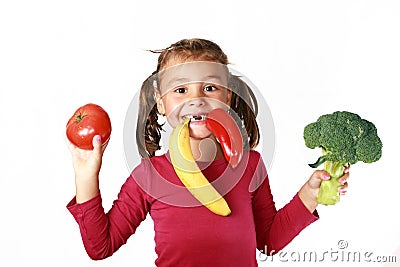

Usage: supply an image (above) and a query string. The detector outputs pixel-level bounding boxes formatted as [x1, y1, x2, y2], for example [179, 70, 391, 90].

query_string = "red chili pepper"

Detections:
[206, 109, 243, 168]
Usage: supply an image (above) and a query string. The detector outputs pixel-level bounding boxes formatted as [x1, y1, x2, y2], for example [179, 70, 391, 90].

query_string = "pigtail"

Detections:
[136, 73, 164, 158]
[229, 74, 260, 149]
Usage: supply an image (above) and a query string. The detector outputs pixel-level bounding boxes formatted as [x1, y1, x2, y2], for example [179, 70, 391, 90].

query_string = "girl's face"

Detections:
[156, 60, 232, 139]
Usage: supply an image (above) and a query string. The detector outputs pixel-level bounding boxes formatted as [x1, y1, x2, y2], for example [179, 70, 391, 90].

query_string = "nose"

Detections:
[188, 97, 205, 107]
[187, 85, 206, 107]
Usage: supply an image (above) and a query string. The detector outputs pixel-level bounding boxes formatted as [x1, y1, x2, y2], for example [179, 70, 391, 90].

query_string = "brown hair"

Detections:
[136, 38, 259, 158]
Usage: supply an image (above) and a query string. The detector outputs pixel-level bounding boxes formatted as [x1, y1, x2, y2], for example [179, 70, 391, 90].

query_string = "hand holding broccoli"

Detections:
[303, 111, 382, 205]
[299, 168, 350, 212]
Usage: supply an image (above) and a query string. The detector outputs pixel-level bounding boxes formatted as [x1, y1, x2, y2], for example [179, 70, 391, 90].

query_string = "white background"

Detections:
[1, 1, 399, 266]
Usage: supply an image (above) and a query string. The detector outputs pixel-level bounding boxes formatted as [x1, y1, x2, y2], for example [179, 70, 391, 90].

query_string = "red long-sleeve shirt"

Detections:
[67, 151, 318, 266]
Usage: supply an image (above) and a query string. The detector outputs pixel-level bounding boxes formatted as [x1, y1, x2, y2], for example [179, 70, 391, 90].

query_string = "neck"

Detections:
[190, 136, 224, 162]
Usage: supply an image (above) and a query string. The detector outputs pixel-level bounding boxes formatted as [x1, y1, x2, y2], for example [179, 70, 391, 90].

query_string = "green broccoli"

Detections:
[303, 111, 382, 205]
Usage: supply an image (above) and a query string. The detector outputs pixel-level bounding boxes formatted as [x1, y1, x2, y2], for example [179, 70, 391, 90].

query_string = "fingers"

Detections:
[309, 165, 350, 193]
[65, 136, 82, 157]
[338, 184, 348, 195]
[338, 165, 350, 195]
[100, 137, 110, 154]
[65, 137, 75, 153]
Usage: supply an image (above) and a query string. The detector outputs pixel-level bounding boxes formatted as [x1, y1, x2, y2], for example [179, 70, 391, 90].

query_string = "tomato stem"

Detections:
[76, 113, 87, 123]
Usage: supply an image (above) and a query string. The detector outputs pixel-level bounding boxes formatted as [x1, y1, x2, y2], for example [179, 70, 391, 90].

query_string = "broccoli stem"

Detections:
[317, 160, 346, 205]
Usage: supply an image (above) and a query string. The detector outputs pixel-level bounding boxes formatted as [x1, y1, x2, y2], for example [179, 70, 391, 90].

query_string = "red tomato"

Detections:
[66, 103, 112, 150]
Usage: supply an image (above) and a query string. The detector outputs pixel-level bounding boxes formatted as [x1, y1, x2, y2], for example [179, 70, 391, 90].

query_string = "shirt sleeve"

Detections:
[251, 155, 319, 255]
[66, 175, 150, 260]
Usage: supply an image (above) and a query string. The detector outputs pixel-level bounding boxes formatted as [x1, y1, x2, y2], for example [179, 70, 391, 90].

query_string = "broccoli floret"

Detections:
[304, 111, 382, 205]
[355, 121, 383, 163]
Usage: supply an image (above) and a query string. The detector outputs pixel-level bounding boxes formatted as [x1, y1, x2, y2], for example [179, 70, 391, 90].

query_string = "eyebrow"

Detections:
[162, 75, 226, 90]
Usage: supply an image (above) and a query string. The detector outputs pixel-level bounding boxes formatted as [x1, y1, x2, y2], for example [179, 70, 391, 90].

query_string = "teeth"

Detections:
[186, 115, 207, 121]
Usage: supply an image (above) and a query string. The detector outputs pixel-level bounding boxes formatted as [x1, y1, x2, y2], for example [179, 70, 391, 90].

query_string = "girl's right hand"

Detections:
[67, 135, 108, 203]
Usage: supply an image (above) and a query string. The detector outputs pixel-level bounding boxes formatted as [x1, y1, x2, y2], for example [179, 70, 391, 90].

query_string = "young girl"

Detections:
[67, 38, 349, 266]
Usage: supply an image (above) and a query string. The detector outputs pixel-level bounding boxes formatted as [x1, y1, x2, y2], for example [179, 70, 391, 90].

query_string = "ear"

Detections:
[154, 90, 165, 115]
[225, 89, 233, 107]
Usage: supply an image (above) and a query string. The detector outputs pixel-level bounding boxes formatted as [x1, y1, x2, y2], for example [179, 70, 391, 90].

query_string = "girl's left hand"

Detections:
[298, 166, 350, 213]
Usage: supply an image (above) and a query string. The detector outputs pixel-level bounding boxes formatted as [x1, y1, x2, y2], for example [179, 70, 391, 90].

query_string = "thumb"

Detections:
[92, 135, 102, 154]
[309, 170, 330, 189]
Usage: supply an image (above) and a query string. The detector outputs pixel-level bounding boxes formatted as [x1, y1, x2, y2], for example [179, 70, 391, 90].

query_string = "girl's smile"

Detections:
[155, 61, 232, 137]
[184, 114, 207, 121]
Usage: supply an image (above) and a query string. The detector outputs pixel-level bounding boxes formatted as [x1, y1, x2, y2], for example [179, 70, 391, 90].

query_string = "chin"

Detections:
[188, 124, 212, 139]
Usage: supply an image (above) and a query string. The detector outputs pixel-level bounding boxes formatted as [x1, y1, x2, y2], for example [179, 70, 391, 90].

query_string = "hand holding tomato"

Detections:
[66, 103, 112, 150]
[66, 103, 111, 203]
[66, 133, 105, 174]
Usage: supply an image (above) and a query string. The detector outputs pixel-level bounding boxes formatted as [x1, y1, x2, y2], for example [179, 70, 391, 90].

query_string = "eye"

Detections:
[174, 87, 187, 94]
[204, 85, 217, 92]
